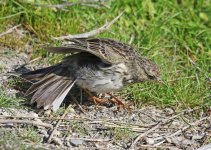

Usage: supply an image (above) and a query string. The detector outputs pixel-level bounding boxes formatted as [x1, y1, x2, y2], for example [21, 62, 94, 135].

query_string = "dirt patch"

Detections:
[0, 105, 210, 149]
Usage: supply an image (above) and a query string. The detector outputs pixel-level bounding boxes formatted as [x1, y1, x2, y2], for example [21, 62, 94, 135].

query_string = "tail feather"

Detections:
[31, 76, 62, 105]
[44, 80, 76, 111]
[21, 64, 61, 80]
[22, 65, 75, 111]
[33, 78, 75, 110]
[25, 74, 56, 96]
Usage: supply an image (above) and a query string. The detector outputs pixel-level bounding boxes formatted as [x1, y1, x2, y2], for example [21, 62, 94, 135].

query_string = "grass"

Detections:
[0, 128, 44, 149]
[0, 90, 25, 107]
[113, 128, 136, 141]
[0, 77, 26, 107]
[0, 0, 210, 109]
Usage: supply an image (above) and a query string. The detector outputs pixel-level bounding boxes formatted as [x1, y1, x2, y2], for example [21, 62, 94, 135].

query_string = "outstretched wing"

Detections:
[46, 38, 137, 64]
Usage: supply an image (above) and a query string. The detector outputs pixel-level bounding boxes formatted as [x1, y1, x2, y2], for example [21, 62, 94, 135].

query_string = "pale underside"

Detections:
[76, 63, 133, 93]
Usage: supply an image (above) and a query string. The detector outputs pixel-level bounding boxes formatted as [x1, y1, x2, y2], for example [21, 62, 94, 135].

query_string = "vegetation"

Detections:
[0, 128, 44, 149]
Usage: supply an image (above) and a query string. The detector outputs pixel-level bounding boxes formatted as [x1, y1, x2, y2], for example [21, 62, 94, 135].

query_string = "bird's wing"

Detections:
[46, 38, 137, 64]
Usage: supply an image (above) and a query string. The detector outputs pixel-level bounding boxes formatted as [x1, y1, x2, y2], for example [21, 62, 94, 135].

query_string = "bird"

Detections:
[21, 38, 162, 111]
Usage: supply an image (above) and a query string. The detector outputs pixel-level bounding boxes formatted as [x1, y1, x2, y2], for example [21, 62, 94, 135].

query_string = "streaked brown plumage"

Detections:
[22, 38, 161, 111]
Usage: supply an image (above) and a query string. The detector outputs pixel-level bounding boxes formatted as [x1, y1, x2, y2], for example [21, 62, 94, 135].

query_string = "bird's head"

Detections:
[135, 58, 163, 83]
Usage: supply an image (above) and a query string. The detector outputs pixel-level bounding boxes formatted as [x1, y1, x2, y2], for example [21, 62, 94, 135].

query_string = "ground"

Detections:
[0, 0, 211, 149]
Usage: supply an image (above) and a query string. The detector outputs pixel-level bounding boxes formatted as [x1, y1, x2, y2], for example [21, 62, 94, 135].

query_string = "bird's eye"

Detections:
[148, 75, 155, 80]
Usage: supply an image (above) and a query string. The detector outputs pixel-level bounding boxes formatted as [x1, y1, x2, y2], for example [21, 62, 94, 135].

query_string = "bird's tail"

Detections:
[21, 64, 60, 81]
[21, 64, 75, 111]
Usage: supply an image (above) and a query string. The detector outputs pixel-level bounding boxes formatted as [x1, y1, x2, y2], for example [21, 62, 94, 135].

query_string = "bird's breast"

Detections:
[75, 63, 130, 93]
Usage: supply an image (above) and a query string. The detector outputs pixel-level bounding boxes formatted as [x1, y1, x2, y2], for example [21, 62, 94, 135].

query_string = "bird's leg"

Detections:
[84, 89, 107, 104]
[83, 90, 128, 109]
[80, 88, 83, 104]
[107, 93, 126, 108]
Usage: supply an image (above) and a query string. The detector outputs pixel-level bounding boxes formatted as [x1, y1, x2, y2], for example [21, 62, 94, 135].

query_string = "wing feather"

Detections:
[45, 38, 137, 64]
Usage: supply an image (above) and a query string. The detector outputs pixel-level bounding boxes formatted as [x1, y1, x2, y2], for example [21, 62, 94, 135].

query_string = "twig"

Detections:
[0, 119, 53, 129]
[0, 114, 156, 132]
[64, 147, 108, 150]
[68, 137, 111, 142]
[31, 2, 76, 9]
[168, 116, 209, 138]
[47, 104, 73, 143]
[79, 3, 106, 9]
[104, 121, 157, 128]
[53, 11, 124, 40]
[137, 110, 158, 122]
[162, 106, 201, 122]
[0, 24, 21, 37]
[26, 1, 108, 10]
[28, 56, 42, 64]
[130, 107, 202, 149]
[154, 116, 210, 146]
[130, 122, 162, 149]
[0, 114, 86, 121]
[138, 145, 181, 150]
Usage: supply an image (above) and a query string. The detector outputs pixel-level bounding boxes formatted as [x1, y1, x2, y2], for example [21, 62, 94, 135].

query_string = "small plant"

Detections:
[113, 128, 135, 141]
[22, 126, 42, 143]
[69, 121, 88, 136]
[0, 90, 25, 107]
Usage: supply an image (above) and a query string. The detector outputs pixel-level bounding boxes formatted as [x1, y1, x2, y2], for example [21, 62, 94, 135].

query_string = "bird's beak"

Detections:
[156, 77, 165, 85]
